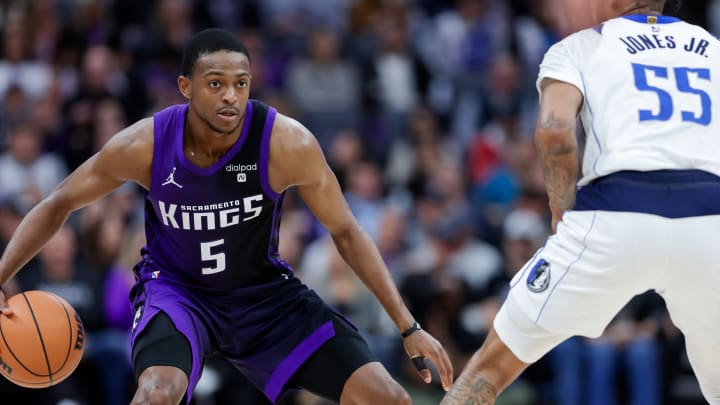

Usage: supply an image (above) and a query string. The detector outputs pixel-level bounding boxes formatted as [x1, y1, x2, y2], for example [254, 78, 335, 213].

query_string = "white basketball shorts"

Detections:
[494, 210, 720, 403]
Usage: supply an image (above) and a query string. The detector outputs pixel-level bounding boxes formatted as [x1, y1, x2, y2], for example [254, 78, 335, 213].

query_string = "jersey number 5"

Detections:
[201, 239, 225, 275]
[199, 194, 264, 274]
[632, 63, 712, 125]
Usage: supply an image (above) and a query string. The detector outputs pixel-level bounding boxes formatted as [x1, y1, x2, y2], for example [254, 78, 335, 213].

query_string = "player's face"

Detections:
[184, 51, 252, 135]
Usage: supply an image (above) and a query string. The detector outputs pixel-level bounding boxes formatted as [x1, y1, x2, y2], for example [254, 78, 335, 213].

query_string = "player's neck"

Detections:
[620, 2, 663, 16]
[183, 118, 241, 164]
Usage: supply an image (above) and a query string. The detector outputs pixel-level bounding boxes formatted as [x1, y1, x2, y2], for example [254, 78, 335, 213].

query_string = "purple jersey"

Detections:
[130, 101, 343, 404]
[142, 100, 289, 288]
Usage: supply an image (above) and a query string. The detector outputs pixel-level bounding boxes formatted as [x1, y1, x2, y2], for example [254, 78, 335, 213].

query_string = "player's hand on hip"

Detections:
[0, 288, 13, 316]
[402, 329, 453, 391]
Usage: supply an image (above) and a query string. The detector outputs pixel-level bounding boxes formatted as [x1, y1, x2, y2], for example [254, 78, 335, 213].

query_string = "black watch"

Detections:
[401, 321, 422, 338]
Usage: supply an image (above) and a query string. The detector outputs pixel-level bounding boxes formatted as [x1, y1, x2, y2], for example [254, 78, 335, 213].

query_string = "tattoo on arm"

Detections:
[440, 374, 498, 405]
[539, 151, 577, 214]
[540, 111, 573, 131]
[536, 110, 578, 215]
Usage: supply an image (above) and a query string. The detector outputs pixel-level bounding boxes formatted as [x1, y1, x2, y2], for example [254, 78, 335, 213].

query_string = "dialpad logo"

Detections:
[527, 259, 551, 293]
[226, 163, 256, 182]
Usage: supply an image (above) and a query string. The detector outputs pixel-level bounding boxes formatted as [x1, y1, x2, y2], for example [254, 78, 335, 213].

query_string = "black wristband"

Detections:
[401, 321, 422, 338]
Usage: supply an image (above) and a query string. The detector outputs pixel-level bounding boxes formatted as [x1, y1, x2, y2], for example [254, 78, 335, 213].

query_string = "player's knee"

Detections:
[131, 385, 179, 405]
[131, 377, 186, 405]
[342, 374, 410, 405]
[147, 387, 179, 405]
[131, 365, 188, 405]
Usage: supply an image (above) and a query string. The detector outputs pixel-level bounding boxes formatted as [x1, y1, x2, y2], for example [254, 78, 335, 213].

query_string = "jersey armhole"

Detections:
[148, 113, 164, 200]
[259, 107, 281, 201]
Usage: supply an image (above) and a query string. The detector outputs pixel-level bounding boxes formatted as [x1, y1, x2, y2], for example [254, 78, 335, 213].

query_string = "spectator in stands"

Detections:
[286, 27, 362, 144]
[0, 123, 68, 208]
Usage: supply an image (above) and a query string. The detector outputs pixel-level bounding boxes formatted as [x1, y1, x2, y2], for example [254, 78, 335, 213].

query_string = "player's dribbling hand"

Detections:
[0, 288, 13, 317]
[403, 330, 453, 391]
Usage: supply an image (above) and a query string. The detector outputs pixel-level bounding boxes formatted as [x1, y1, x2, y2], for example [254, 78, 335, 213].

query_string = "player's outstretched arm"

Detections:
[0, 118, 153, 311]
[268, 115, 453, 390]
[535, 78, 583, 232]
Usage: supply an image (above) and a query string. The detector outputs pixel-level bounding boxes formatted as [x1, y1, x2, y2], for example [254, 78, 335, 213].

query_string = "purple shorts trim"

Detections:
[264, 321, 335, 402]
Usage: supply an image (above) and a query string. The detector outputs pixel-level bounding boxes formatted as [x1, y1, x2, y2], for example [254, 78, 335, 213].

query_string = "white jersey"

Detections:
[537, 14, 720, 186]
[493, 16, 720, 405]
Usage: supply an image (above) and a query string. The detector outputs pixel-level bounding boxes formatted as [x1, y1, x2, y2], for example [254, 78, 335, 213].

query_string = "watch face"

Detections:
[402, 322, 421, 337]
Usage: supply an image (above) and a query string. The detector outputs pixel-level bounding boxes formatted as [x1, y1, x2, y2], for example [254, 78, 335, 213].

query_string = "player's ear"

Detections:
[178, 75, 191, 100]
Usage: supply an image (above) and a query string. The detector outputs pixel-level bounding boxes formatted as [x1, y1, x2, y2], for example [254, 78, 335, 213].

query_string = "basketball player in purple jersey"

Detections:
[0, 29, 453, 404]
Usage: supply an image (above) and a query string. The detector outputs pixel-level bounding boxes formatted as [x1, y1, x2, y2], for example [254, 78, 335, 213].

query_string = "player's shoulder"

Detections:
[556, 25, 604, 49]
[267, 111, 326, 190]
[101, 117, 154, 158]
[270, 112, 317, 155]
[152, 103, 188, 121]
[667, 17, 720, 43]
[91, 116, 154, 189]
[542, 27, 601, 66]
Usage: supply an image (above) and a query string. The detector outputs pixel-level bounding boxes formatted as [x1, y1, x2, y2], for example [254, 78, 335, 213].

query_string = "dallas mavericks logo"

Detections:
[527, 259, 551, 293]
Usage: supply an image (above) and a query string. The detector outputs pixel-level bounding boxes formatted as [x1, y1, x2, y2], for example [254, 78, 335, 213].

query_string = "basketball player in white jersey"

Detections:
[442, 0, 720, 403]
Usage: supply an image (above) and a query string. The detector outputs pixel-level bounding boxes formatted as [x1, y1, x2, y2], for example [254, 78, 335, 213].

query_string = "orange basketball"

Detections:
[0, 290, 85, 388]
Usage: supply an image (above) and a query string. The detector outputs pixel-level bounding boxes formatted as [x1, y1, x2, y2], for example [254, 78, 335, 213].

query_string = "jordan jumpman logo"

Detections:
[162, 167, 183, 188]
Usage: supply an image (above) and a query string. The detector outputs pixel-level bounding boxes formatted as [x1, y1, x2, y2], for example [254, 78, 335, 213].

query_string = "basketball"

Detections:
[0, 290, 85, 388]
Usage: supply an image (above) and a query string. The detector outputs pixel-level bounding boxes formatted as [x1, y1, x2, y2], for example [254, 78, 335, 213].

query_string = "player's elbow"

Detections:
[42, 192, 75, 218]
[330, 221, 361, 242]
[535, 129, 577, 156]
[329, 221, 365, 250]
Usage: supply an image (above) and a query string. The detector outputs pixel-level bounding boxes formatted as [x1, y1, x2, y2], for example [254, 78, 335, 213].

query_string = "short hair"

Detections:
[181, 28, 251, 77]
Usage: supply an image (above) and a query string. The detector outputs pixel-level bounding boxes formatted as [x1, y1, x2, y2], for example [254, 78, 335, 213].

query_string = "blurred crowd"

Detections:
[0, 0, 716, 404]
